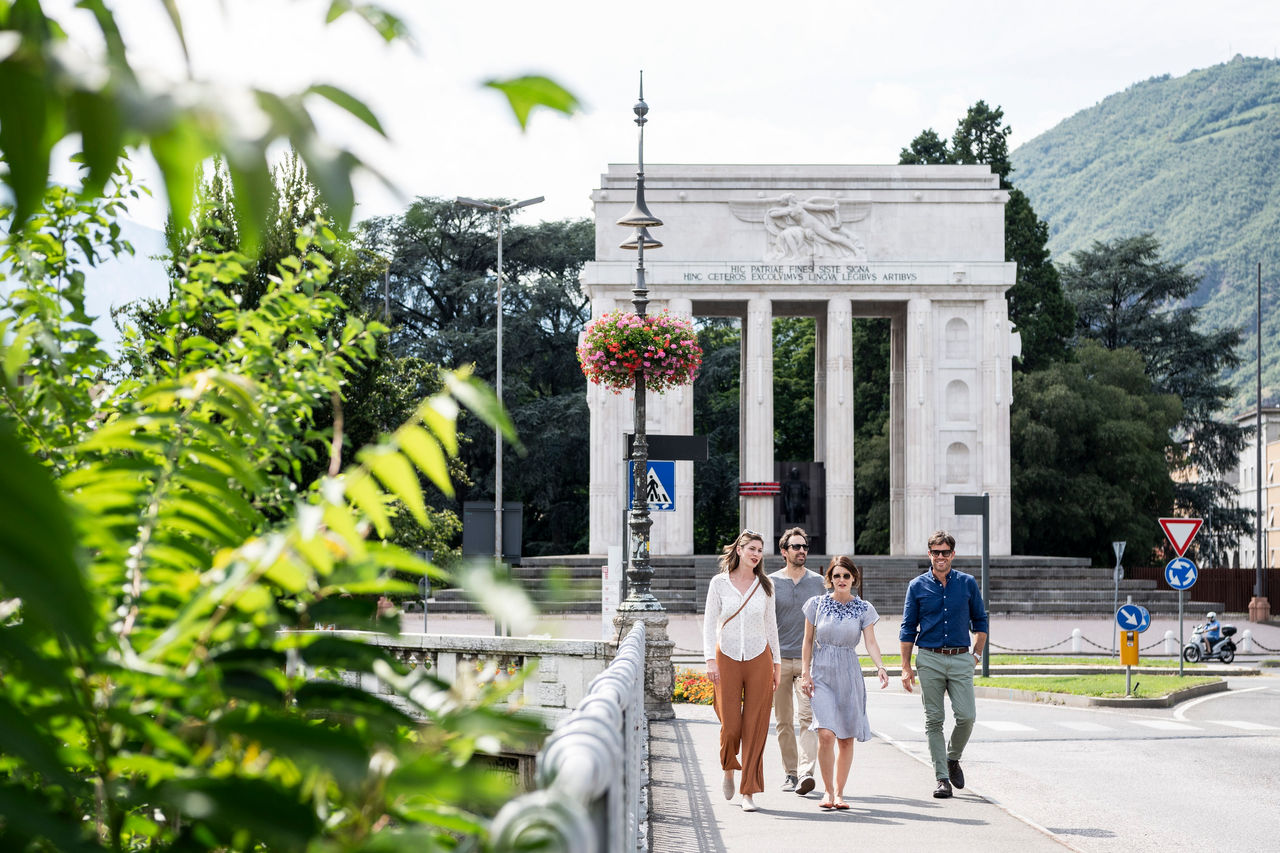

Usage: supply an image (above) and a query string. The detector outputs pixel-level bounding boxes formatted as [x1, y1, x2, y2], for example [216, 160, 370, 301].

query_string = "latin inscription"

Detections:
[681, 264, 918, 284]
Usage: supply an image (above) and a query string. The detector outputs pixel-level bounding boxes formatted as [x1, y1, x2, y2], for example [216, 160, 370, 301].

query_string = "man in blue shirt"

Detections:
[899, 530, 988, 799]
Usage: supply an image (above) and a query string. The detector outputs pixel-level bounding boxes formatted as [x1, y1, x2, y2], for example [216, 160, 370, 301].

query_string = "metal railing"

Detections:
[491, 621, 647, 853]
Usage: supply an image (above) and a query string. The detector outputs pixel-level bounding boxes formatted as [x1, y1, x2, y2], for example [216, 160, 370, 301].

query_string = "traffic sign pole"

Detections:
[1178, 589, 1184, 677]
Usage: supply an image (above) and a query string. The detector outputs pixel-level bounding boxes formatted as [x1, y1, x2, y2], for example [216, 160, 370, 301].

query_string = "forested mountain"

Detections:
[1011, 55, 1280, 410]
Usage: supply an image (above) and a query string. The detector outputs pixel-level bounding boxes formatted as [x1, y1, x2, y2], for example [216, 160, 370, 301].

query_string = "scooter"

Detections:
[1182, 624, 1237, 664]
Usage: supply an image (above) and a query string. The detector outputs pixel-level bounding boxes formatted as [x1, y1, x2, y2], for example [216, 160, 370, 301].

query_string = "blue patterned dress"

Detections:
[802, 593, 879, 740]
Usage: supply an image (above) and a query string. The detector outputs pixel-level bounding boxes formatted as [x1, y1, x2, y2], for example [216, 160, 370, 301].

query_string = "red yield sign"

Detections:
[1158, 517, 1203, 557]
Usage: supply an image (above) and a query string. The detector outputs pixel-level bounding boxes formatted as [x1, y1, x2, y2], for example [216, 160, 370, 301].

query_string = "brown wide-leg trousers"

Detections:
[713, 646, 774, 795]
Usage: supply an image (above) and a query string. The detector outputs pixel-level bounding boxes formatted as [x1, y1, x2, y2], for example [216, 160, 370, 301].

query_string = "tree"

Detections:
[1, 174, 539, 850]
[361, 198, 595, 555]
[0, 2, 578, 246]
[900, 101, 1075, 370]
[113, 157, 462, 562]
[772, 317, 815, 461]
[693, 321, 742, 552]
[1011, 341, 1182, 564]
[1060, 233, 1253, 555]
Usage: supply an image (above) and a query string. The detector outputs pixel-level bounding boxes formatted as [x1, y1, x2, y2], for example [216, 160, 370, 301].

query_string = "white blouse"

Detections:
[702, 573, 782, 664]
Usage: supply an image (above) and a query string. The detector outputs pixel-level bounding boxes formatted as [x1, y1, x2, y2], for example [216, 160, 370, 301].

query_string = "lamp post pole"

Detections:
[455, 194, 544, 635]
[612, 73, 674, 719]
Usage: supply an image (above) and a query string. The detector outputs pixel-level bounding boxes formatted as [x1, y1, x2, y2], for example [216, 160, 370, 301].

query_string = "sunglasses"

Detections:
[929, 548, 954, 558]
[831, 573, 853, 580]
[787, 543, 809, 551]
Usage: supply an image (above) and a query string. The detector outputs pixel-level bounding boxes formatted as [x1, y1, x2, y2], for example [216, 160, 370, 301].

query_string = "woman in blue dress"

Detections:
[800, 556, 889, 809]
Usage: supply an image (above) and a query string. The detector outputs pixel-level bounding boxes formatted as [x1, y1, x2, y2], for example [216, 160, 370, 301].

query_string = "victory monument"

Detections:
[582, 165, 1019, 558]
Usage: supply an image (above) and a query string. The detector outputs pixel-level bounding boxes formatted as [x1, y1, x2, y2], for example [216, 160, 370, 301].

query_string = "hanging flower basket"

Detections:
[577, 310, 703, 394]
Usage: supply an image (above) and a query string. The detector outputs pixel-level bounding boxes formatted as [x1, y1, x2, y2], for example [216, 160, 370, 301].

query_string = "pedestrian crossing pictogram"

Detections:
[628, 460, 675, 511]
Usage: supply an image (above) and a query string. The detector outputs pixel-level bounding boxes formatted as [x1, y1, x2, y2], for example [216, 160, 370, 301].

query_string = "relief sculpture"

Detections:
[730, 193, 870, 261]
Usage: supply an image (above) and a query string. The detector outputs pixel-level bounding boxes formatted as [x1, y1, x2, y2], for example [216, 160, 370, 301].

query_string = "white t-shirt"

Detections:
[702, 573, 781, 664]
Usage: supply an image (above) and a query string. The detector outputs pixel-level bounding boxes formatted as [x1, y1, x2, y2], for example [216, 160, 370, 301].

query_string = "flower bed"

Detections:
[577, 310, 702, 394]
[672, 667, 715, 704]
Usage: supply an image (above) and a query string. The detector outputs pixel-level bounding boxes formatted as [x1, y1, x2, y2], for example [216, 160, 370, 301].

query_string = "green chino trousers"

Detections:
[916, 648, 977, 781]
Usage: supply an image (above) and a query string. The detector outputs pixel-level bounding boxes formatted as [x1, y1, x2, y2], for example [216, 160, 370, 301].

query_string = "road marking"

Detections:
[1132, 719, 1200, 731]
[977, 720, 1035, 732]
[1173, 684, 1273, 721]
[1057, 721, 1113, 732]
[1208, 719, 1278, 731]
[899, 722, 924, 733]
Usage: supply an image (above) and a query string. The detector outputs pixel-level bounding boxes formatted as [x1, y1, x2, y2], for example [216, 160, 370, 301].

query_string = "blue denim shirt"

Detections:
[899, 569, 989, 648]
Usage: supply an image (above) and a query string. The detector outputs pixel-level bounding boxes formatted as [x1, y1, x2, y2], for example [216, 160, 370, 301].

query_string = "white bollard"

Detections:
[1242, 629, 1254, 653]
[1071, 628, 1082, 653]
[1164, 630, 1177, 656]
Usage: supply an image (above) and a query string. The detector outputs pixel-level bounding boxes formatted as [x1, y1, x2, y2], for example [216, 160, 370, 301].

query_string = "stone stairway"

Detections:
[426, 554, 1225, 616]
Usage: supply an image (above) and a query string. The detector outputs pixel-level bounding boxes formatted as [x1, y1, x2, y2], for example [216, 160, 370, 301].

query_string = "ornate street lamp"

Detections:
[612, 73, 674, 719]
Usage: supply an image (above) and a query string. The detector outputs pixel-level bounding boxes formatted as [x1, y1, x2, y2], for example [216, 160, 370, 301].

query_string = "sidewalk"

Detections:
[649, 703, 1071, 853]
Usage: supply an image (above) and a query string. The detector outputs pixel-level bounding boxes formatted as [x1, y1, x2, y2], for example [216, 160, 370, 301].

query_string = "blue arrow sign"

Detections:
[1164, 556, 1198, 590]
[1116, 604, 1151, 633]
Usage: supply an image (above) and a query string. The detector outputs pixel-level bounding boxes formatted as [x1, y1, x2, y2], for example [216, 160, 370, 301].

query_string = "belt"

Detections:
[921, 646, 969, 655]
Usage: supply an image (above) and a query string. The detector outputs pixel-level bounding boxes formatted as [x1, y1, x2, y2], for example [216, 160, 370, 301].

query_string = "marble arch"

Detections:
[582, 165, 1017, 557]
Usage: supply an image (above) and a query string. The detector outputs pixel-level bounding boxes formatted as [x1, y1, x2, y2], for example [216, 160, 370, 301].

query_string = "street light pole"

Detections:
[455, 194, 544, 634]
[611, 72, 675, 719]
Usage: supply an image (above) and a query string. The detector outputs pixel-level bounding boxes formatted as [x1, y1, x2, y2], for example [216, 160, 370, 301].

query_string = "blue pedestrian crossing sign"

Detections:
[1116, 603, 1151, 633]
[1164, 556, 1198, 590]
[628, 460, 676, 511]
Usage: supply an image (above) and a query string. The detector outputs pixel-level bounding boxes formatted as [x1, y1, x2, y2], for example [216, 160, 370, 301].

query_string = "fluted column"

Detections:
[982, 297, 1012, 555]
[813, 313, 827, 464]
[741, 298, 775, 543]
[889, 310, 907, 554]
[904, 298, 935, 551]
[588, 297, 622, 556]
[823, 299, 855, 554]
[650, 297, 695, 555]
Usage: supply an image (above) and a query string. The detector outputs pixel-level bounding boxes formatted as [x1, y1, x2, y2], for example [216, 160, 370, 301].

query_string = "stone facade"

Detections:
[585, 165, 1017, 557]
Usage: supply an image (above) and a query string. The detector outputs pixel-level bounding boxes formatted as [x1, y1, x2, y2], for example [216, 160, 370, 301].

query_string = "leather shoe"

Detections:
[722, 772, 735, 801]
[933, 779, 953, 799]
[948, 759, 965, 789]
[795, 774, 816, 796]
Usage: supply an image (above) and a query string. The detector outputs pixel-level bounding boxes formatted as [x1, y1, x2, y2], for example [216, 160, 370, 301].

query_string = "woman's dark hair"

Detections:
[824, 555, 863, 598]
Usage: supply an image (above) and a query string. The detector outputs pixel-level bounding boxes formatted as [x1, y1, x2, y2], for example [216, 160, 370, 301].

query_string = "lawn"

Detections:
[974, 673, 1220, 698]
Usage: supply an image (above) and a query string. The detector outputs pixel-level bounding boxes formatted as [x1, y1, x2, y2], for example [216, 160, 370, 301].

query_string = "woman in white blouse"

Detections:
[703, 529, 782, 812]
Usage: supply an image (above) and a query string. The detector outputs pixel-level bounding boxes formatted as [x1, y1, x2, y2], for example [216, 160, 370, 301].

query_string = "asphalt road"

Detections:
[872, 674, 1280, 852]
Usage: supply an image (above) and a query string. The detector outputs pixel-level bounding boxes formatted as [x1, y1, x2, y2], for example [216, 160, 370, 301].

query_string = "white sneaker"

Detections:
[722, 772, 735, 801]
[741, 794, 758, 812]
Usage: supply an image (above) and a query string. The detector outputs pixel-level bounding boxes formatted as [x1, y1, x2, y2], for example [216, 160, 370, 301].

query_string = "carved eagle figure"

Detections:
[729, 194, 871, 261]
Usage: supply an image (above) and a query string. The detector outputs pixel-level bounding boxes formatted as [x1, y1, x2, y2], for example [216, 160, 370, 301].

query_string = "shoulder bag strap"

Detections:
[720, 579, 761, 630]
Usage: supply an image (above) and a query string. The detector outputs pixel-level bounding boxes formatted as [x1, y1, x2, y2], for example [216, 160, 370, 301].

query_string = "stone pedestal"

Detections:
[613, 609, 675, 720]
[1248, 596, 1272, 623]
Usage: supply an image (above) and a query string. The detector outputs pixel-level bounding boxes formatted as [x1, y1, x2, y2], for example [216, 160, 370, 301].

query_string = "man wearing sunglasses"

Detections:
[770, 527, 826, 796]
[899, 530, 988, 800]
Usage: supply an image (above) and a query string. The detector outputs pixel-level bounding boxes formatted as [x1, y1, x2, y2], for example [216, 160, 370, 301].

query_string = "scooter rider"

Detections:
[1202, 611, 1221, 655]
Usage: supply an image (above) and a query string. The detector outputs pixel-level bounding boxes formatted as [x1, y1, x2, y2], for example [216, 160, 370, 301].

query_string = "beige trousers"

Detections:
[773, 656, 817, 777]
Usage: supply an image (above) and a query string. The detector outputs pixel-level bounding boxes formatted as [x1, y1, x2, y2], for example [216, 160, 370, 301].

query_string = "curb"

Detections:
[975, 678, 1230, 708]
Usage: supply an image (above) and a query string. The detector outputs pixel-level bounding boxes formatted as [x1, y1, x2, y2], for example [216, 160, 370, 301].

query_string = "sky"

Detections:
[50, 0, 1280, 232]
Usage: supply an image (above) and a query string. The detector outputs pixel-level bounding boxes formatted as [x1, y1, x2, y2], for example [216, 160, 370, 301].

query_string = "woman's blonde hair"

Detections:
[717, 530, 774, 596]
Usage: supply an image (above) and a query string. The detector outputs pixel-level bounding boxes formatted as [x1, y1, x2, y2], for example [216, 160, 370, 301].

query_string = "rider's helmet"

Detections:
[1207, 611, 1217, 620]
